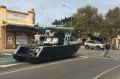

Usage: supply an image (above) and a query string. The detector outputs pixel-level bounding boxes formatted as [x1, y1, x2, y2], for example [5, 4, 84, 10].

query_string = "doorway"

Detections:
[6, 32, 16, 49]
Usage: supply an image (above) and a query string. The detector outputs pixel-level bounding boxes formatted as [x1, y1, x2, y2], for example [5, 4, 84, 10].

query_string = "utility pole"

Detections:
[63, 4, 72, 27]
[63, 4, 73, 35]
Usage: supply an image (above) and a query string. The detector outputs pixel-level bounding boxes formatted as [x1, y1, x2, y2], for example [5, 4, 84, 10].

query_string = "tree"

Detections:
[104, 7, 120, 44]
[73, 5, 104, 38]
[52, 17, 73, 27]
[52, 19, 61, 25]
[105, 7, 120, 37]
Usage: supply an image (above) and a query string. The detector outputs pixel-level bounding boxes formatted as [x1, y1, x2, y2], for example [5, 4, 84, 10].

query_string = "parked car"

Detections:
[84, 40, 105, 50]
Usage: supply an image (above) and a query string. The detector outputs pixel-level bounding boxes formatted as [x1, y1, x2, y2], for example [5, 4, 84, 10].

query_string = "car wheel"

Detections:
[85, 45, 89, 49]
[102, 48, 104, 50]
[96, 46, 100, 50]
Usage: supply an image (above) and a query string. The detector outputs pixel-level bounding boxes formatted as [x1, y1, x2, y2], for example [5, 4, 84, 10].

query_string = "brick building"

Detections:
[0, 5, 35, 49]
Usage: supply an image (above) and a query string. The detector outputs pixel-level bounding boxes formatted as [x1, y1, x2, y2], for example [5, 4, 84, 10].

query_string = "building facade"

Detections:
[112, 35, 120, 49]
[0, 5, 35, 49]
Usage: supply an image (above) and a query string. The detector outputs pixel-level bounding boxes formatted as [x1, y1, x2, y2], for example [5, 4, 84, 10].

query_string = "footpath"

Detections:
[0, 49, 16, 63]
[0, 49, 15, 57]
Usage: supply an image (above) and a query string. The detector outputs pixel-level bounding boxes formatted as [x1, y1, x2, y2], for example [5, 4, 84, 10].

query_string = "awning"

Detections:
[3, 24, 35, 33]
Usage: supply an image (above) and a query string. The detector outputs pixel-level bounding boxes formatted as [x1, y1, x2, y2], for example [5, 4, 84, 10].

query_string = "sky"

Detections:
[0, 0, 120, 26]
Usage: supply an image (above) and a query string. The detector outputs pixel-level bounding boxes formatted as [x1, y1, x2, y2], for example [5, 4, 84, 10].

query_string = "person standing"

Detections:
[34, 33, 40, 45]
[103, 42, 111, 58]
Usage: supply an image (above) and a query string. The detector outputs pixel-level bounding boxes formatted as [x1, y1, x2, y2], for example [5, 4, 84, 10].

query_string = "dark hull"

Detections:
[13, 43, 81, 63]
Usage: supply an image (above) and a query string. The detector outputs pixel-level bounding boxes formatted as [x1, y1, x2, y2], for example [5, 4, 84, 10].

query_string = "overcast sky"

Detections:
[0, 0, 120, 26]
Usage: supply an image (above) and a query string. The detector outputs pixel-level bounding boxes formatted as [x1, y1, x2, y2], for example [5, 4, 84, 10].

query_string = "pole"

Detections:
[63, 4, 72, 35]
[63, 4, 72, 27]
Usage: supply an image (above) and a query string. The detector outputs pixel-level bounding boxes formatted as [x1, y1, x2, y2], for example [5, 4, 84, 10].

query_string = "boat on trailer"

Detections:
[13, 33, 81, 63]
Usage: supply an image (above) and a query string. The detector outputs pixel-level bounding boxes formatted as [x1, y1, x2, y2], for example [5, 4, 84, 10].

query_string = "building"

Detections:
[0, 5, 35, 49]
[112, 35, 120, 49]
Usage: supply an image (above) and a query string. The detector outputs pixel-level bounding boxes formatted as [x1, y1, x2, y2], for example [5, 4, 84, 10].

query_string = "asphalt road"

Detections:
[0, 49, 120, 79]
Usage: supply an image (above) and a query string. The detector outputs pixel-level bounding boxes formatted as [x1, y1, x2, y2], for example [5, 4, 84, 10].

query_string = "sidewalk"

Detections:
[0, 49, 15, 57]
[0, 49, 15, 53]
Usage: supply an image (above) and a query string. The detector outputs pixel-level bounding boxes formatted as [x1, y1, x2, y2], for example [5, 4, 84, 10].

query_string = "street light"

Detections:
[63, 4, 73, 27]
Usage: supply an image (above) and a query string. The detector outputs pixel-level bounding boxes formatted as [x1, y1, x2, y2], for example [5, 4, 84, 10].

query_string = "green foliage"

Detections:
[73, 5, 103, 38]
[52, 5, 120, 40]
[52, 17, 72, 27]
[105, 7, 120, 38]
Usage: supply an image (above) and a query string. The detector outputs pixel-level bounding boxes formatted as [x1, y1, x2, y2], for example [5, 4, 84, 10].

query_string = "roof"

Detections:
[2, 23, 34, 33]
[35, 26, 74, 30]
[2, 23, 34, 28]
[54, 27, 74, 30]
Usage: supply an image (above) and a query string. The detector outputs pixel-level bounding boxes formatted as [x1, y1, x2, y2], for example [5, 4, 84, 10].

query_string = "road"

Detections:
[0, 48, 120, 79]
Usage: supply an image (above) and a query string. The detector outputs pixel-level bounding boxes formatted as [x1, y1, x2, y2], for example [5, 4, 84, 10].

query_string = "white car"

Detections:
[84, 40, 105, 50]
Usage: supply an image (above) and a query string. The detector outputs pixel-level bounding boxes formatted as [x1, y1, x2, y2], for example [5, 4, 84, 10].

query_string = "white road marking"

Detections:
[0, 63, 22, 68]
[79, 56, 88, 58]
[2, 53, 12, 56]
[93, 64, 120, 79]
[0, 56, 88, 76]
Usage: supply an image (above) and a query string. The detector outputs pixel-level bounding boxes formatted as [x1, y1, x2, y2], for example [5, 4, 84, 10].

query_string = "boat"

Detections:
[13, 32, 81, 63]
